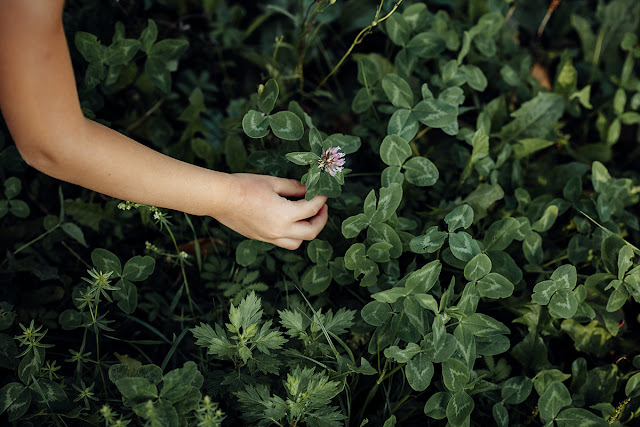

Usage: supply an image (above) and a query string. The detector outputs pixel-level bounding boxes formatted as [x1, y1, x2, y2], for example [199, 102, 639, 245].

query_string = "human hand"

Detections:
[213, 173, 328, 250]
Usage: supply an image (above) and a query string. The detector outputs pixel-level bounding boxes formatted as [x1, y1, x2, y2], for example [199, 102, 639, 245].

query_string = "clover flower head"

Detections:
[318, 146, 346, 176]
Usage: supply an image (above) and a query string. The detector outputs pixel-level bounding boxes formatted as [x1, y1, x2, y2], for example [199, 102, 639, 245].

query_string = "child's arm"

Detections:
[0, 0, 328, 250]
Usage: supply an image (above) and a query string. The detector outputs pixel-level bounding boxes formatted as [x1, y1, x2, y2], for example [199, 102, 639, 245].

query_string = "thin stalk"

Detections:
[75, 328, 88, 377]
[273, 36, 284, 66]
[346, 172, 381, 177]
[592, 28, 605, 68]
[541, 254, 568, 267]
[537, 0, 561, 37]
[87, 298, 108, 397]
[56, 414, 69, 427]
[4, 187, 66, 268]
[297, 0, 326, 93]
[374, 0, 386, 20]
[344, 286, 368, 305]
[411, 126, 430, 144]
[317, 0, 403, 89]
[125, 99, 164, 133]
[362, 65, 381, 121]
[314, 38, 346, 100]
[12, 225, 59, 256]
[579, 209, 640, 253]
[392, 394, 414, 413]
[357, 363, 403, 424]
[61, 241, 92, 269]
[504, 3, 516, 24]
[165, 225, 195, 315]
[326, 213, 341, 235]
[379, 363, 404, 382]
[95, 335, 106, 395]
[95, 325, 107, 396]
[358, 310, 405, 422]
[410, 126, 431, 156]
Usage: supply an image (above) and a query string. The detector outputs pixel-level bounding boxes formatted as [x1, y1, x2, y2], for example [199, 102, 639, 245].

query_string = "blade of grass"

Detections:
[103, 335, 164, 345]
[115, 313, 171, 344]
[296, 286, 341, 363]
[161, 327, 189, 371]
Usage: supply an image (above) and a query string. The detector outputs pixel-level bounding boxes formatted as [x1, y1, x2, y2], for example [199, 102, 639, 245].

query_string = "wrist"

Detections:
[205, 171, 237, 220]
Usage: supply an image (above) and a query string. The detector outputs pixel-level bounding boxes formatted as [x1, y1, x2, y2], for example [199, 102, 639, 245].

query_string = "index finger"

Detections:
[290, 194, 328, 221]
[272, 177, 307, 198]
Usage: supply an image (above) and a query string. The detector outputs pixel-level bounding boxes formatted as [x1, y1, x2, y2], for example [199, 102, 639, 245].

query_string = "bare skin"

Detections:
[0, 0, 328, 250]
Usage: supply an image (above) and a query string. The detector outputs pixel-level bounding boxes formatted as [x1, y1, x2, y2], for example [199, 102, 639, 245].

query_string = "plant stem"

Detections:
[356, 363, 403, 422]
[165, 224, 195, 315]
[410, 126, 431, 156]
[592, 28, 605, 68]
[346, 172, 381, 177]
[537, 0, 561, 37]
[87, 299, 108, 396]
[411, 126, 430, 143]
[541, 253, 568, 267]
[358, 310, 404, 422]
[298, 0, 334, 93]
[380, 363, 403, 382]
[95, 325, 107, 396]
[362, 66, 381, 121]
[579, 209, 640, 253]
[4, 186, 66, 267]
[125, 99, 165, 133]
[12, 225, 59, 256]
[61, 241, 92, 269]
[297, 0, 320, 93]
[316, 0, 403, 89]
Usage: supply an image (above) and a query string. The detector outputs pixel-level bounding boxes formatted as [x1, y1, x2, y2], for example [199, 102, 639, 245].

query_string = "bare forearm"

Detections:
[43, 118, 231, 218]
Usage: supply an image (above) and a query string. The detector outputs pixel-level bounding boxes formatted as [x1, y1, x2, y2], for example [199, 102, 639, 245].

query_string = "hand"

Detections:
[213, 173, 329, 250]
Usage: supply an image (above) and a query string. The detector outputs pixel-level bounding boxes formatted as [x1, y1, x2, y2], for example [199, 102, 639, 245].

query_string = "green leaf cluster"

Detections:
[75, 19, 188, 93]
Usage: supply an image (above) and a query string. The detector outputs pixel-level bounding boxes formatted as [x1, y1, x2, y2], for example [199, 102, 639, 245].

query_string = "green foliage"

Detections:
[236, 365, 344, 426]
[191, 292, 287, 369]
[0, 177, 29, 219]
[75, 19, 188, 93]
[109, 361, 205, 425]
[3, 0, 640, 425]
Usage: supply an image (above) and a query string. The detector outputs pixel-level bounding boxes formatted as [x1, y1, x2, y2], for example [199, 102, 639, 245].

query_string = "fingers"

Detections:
[288, 204, 329, 240]
[291, 194, 328, 220]
[273, 177, 307, 198]
[273, 238, 304, 250]
[306, 204, 329, 229]
[223, 174, 330, 250]
[267, 204, 328, 249]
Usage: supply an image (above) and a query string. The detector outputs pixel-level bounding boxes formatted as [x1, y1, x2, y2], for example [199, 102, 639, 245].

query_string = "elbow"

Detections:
[10, 115, 91, 182]
[14, 136, 67, 178]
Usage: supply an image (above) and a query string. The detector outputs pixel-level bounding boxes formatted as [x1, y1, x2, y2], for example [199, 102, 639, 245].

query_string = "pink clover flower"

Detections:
[318, 146, 346, 176]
